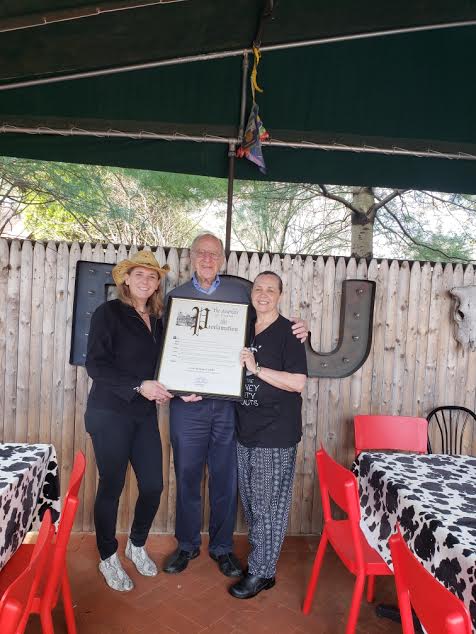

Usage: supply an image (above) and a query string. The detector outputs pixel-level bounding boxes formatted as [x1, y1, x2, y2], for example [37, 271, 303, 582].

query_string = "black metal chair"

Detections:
[426, 406, 476, 455]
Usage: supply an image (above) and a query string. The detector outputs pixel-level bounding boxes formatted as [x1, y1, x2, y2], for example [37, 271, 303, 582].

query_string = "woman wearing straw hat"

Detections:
[85, 250, 173, 592]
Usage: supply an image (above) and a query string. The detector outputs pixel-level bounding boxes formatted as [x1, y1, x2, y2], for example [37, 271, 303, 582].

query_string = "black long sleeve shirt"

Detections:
[85, 299, 163, 415]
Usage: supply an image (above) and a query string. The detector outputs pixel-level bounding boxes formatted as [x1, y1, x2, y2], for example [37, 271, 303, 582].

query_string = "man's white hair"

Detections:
[190, 231, 224, 255]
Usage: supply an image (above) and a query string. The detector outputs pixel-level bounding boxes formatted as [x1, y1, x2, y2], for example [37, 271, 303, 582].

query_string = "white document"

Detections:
[157, 297, 249, 399]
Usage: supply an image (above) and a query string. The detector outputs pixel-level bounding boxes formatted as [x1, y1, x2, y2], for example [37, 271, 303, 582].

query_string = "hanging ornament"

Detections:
[236, 46, 269, 174]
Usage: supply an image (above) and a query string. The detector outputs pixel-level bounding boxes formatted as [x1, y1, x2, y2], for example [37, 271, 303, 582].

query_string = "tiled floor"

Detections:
[25, 533, 401, 634]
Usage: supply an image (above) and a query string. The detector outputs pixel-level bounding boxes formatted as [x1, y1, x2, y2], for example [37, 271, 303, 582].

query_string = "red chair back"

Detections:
[354, 415, 428, 456]
[317, 448, 360, 522]
[389, 528, 472, 634]
[316, 448, 364, 566]
[304, 447, 393, 632]
[45, 451, 86, 607]
[0, 511, 54, 634]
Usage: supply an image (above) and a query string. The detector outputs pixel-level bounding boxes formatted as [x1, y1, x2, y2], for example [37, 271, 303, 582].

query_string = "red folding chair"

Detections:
[0, 510, 54, 634]
[302, 448, 393, 634]
[0, 451, 86, 634]
[354, 414, 428, 457]
[389, 528, 472, 634]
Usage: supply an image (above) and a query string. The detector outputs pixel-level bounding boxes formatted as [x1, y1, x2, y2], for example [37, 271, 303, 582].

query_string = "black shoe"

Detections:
[163, 547, 200, 574]
[209, 551, 243, 577]
[228, 573, 276, 599]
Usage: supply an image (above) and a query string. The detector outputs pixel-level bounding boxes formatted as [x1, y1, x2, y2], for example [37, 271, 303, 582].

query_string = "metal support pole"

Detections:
[224, 51, 248, 253]
[225, 142, 236, 254]
[238, 52, 249, 143]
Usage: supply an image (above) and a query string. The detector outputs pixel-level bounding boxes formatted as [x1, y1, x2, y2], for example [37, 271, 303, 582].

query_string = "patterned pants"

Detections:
[237, 442, 297, 578]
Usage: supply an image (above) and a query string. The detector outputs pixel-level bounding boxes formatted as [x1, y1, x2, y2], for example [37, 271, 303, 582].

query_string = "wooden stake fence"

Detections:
[1, 239, 475, 535]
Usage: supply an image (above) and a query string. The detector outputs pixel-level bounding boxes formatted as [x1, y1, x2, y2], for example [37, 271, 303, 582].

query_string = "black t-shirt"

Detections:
[236, 314, 308, 448]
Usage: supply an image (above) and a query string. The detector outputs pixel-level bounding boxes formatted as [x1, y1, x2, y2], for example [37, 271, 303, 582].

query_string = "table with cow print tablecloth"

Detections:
[352, 452, 476, 632]
[0, 443, 61, 570]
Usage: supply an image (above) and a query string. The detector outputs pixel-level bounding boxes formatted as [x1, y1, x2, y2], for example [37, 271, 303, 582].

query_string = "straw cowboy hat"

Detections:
[112, 251, 169, 286]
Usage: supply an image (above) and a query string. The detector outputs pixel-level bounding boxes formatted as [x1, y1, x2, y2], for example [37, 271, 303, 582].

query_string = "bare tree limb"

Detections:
[316, 184, 363, 215]
[382, 208, 472, 261]
[372, 188, 406, 212]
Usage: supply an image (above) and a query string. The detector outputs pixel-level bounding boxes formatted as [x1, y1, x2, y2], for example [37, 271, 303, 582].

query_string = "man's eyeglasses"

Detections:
[192, 249, 222, 261]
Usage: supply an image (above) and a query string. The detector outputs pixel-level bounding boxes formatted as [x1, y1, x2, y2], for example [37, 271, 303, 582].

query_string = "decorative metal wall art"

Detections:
[70, 261, 375, 378]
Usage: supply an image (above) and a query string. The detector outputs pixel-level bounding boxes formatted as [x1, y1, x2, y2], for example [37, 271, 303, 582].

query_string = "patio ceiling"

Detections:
[0, 1, 476, 192]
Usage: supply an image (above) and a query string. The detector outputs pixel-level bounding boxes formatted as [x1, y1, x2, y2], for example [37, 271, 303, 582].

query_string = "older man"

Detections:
[163, 232, 307, 577]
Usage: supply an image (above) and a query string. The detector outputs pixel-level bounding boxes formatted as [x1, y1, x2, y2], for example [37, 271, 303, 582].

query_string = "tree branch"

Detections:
[381, 208, 472, 261]
[372, 188, 406, 212]
[315, 184, 362, 215]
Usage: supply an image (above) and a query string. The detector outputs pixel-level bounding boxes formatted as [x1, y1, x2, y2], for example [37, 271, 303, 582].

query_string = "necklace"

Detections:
[135, 306, 148, 316]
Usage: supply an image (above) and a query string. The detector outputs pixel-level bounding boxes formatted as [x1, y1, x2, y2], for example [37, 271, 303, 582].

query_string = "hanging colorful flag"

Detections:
[236, 46, 269, 174]
[236, 103, 269, 174]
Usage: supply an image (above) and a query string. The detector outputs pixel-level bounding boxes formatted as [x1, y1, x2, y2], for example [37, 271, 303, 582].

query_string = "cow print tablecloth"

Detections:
[352, 452, 476, 632]
[0, 443, 60, 570]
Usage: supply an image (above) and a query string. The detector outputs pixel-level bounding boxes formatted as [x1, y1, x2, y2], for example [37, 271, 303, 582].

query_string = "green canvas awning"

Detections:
[1, 0, 476, 192]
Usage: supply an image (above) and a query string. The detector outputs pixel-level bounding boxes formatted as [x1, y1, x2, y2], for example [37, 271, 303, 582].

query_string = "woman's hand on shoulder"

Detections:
[291, 317, 309, 342]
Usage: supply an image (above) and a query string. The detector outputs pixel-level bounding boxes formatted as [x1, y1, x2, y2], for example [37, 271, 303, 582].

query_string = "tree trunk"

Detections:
[351, 186, 375, 258]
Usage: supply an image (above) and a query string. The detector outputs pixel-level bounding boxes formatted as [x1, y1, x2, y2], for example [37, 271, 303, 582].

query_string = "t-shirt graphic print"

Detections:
[236, 314, 307, 448]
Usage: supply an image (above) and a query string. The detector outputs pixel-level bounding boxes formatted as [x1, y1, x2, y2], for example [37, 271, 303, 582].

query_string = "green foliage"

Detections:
[0, 157, 226, 245]
[374, 189, 476, 262]
[124, 168, 226, 205]
[1, 155, 475, 262]
[407, 232, 473, 262]
[231, 180, 350, 254]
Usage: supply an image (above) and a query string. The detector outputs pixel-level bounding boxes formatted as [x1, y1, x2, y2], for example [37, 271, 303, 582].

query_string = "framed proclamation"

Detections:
[157, 297, 250, 399]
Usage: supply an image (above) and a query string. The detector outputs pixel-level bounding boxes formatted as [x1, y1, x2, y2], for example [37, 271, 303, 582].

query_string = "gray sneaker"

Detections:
[125, 538, 158, 576]
[99, 552, 134, 592]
